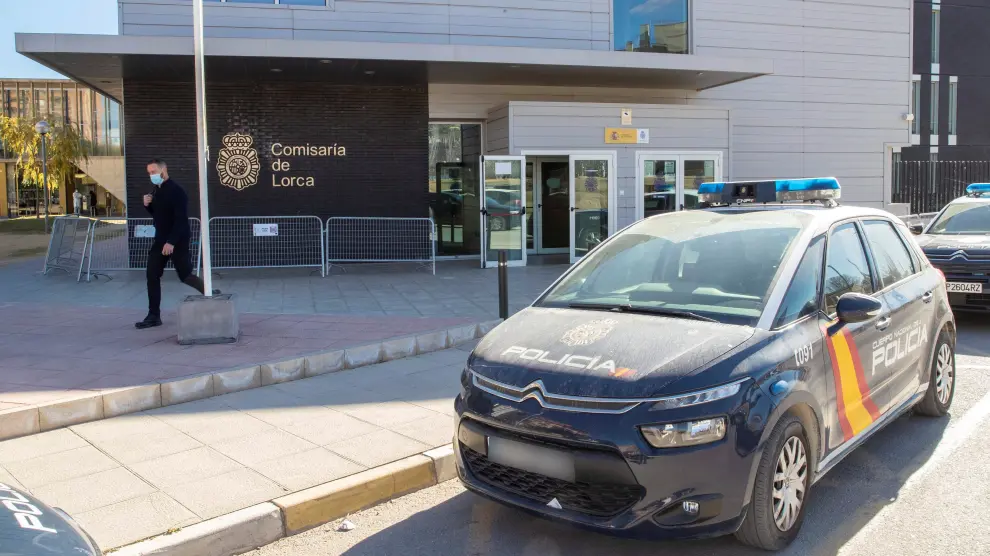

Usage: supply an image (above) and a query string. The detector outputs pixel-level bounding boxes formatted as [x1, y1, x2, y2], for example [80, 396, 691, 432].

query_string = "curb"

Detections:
[110, 444, 458, 556]
[0, 320, 500, 441]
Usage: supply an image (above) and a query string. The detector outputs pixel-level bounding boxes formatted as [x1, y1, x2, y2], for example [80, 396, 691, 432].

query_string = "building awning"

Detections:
[16, 33, 774, 104]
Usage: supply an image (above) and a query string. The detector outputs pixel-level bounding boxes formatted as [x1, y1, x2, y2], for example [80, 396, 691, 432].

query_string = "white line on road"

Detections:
[838, 387, 990, 553]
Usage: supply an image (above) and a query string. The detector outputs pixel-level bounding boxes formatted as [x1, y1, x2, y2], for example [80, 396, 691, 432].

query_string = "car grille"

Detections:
[461, 446, 644, 517]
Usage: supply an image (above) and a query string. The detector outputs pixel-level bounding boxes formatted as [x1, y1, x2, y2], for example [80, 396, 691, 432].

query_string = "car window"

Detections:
[928, 203, 990, 234]
[862, 220, 917, 289]
[774, 235, 825, 328]
[823, 223, 874, 315]
[538, 211, 807, 326]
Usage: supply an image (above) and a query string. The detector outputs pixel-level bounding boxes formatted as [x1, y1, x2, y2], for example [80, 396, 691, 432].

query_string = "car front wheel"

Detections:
[735, 414, 812, 551]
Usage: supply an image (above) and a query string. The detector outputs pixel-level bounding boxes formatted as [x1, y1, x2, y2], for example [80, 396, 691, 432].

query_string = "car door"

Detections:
[821, 221, 891, 452]
[860, 218, 935, 406]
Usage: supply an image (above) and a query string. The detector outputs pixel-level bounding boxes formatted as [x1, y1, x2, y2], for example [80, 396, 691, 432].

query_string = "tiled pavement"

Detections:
[1, 257, 565, 317]
[0, 301, 476, 408]
[0, 346, 473, 551]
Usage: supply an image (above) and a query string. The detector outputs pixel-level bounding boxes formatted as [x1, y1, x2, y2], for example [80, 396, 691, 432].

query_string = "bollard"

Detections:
[498, 250, 509, 320]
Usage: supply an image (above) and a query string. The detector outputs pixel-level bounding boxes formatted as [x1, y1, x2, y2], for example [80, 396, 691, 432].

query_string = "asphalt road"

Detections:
[255, 314, 990, 556]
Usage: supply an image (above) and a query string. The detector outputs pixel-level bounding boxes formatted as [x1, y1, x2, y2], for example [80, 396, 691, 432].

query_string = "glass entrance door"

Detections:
[527, 158, 570, 255]
[480, 156, 527, 268]
[637, 153, 722, 219]
[569, 155, 615, 263]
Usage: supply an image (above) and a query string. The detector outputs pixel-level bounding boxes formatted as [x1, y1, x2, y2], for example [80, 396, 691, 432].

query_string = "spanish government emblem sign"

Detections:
[216, 132, 261, 191]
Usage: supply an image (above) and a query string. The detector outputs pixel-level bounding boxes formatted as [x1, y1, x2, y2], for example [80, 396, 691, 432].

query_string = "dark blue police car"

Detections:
[0, 480, 100, 555]
[454, 178, 955, 551]
[912, 183, 990, 312]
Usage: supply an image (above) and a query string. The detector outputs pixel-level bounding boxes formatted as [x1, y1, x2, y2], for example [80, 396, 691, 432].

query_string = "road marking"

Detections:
[838, 386, 990, 553]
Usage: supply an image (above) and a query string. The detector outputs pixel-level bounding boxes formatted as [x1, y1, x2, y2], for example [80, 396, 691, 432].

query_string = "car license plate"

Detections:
[487, 436, 575, 482]
[947, 282, 983, 293]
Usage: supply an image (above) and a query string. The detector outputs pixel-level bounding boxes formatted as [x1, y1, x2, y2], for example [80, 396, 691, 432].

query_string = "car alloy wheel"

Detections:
[490, 216, 506, 232]
[772, 436, 808, 532]
[917, 331, 955, 417]
[935, 343, 954, 406]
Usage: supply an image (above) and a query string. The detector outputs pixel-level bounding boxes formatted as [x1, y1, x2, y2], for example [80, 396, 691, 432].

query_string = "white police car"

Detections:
[912, 183, 990, 312]
[456, 178, 953, 550]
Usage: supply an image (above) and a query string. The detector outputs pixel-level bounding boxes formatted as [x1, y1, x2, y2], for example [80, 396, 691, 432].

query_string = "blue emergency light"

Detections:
[966, 183, 990, 197]
[698, 177, 841, 205]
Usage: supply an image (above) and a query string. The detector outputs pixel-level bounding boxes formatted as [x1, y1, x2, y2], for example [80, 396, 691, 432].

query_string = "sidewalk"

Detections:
[0, 301, 475, 411]
[0, 344, 474, 551]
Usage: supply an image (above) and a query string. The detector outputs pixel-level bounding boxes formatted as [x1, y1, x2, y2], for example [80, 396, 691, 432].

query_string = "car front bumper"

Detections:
[453, 386, 762, 541]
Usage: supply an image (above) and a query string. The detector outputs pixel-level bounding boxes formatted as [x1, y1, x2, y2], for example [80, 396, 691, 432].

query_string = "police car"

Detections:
[454, 178, 954, 551]
[911, 183, 990, 312]
[0, 481, 100, 555]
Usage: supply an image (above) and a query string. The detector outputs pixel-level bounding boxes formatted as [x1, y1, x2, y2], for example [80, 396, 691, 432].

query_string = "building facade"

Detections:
[0, 79, 125, 218]
[903, 0, 990, 161]
[17, 0, 913, 266]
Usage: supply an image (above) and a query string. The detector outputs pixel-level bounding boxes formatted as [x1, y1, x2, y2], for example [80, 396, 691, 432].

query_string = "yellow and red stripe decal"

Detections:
[824, 326, 881, 441]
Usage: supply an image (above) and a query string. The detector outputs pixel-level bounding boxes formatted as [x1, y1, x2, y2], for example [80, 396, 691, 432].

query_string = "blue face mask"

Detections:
[150, 173, 164, 186]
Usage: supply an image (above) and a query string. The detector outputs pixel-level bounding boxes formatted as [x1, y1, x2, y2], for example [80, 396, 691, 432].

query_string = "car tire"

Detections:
[490, 216, 506, 232]
[735, 414, 812, 551]
[916, 331, 955, 417]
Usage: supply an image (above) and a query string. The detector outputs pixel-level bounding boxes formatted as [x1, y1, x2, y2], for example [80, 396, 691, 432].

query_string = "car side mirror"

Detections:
[835, 292, 883, 324]
[909, 224, 923, 235]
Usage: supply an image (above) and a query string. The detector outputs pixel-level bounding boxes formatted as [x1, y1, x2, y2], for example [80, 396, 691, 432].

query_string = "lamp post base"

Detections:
[177, 293, 239, 345]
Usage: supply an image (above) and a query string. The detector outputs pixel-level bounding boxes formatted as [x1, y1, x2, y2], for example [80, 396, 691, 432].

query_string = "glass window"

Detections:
[929, 202, 990, 235]
[33, 87, 47, 116]
[823, 223, 874, 315]
[932, 7, 940, 65]
[643, 159, 677, 217]
[930, 79, 939, 135]
[65, 85, 77, 125]
[862, 220, 916, 289]
[614, 0, 689, 54]
[2, 87, 15, 117]
[539, 210, 808, 326]
[18, 88, 30, 118]
[910, 79, 921, 135]
[428, 123, 482, 257]
[79, 88, 93, 151]
[948, 79, 958, 135]
[774, 236, 825, 328]
[280, 0, 326, 4]
[573, 158, 610, 258]
[108, 100, 122, 155]
[683, 159, 716, 210]
[49, 88, 63, 121]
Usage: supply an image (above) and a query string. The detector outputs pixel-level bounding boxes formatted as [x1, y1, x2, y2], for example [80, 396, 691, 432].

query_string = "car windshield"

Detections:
[928, 202, 990, 235]
[538, 211, 808, 326]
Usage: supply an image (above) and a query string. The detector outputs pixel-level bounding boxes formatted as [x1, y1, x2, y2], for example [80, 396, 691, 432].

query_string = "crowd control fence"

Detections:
[326, 217, 436, 275]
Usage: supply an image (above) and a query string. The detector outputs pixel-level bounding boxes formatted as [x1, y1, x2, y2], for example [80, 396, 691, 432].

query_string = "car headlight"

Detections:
[640, 417, 727, 448]
[649, 378, 747, 411]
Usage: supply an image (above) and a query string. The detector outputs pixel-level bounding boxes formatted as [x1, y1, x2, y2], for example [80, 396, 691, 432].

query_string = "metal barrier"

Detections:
[83, 218, 202, 282]
[208, 216, 325, 276]
[326, 217, 436, 274]
[43, 216, 93, 280]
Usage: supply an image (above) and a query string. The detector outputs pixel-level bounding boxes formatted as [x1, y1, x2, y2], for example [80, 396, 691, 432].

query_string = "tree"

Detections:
[0, 114, 89, 219]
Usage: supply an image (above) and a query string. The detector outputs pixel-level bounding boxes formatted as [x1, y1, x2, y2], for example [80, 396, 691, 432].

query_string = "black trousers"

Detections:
[147, 240, 204, 317]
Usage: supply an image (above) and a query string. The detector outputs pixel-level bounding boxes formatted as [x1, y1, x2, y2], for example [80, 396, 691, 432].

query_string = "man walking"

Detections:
[135, 159, 216, 329]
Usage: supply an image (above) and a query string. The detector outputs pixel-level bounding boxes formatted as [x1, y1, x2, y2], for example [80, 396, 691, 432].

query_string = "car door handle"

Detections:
[875, 316, 892, 331]
[922, 291, 934, 303]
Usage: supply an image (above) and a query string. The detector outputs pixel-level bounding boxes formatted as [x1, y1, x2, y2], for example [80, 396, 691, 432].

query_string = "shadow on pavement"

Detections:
[955, 313, 990, 358]
[339, 403, 956, 556]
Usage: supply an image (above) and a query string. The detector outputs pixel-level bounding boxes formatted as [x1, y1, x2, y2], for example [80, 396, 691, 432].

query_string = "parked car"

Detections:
[0, 481, 101, 555]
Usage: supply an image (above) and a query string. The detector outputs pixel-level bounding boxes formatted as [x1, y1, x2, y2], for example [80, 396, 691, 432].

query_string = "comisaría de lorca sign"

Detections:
[216, 132, 347, 192]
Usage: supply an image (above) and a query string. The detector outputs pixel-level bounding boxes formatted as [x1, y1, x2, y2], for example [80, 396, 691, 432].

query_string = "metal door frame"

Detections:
[634, 151, 724, 220]
[480, 155, 528, 269]
[529, 157, 570, 256]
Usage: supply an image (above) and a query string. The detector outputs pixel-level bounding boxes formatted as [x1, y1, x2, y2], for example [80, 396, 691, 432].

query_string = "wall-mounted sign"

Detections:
[494, 162, 513, 176]
[604, 128, 651, 144]
[253, 223, 279, 237]
[218, 132, 348, 192]
[621, 108, 632, 125]
[134, 225, 155, 238]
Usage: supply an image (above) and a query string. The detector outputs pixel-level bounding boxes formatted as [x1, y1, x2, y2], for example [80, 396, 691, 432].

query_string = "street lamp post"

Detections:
[35, 120, 50, 234]
[193, 0, 213, 296]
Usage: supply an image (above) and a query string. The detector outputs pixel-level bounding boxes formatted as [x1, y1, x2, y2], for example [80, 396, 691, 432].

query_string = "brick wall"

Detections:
[123, 78, 429, 222]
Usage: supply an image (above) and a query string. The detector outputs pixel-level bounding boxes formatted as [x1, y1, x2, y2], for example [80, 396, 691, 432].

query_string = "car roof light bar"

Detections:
[698, 177, 841, 206]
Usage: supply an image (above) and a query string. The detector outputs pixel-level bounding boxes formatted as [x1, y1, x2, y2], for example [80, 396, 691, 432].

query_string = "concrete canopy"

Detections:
[16, 33, 774, 103]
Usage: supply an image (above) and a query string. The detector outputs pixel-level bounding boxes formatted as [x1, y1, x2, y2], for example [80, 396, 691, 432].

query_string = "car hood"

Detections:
[0, 482, 100, 555]
[470, 307, 756, 399]
[916, 233, 990, 254]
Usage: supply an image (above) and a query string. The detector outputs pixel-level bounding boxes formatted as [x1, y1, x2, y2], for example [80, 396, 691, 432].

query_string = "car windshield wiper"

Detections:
[567, 302, 718, 322]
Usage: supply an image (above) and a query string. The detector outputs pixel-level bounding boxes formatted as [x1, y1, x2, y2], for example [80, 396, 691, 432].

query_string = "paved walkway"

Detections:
[0, 345, 472, 551]
[0, 301, 474, 409]
[2, 257, 564, 318]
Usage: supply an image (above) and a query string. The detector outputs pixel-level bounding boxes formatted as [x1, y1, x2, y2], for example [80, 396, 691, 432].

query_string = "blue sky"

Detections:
[0, 0, 118, 78]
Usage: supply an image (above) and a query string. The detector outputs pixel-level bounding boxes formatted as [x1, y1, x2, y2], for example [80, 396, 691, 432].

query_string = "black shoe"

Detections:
[135, 314, 163, 329]
[211, 289, 222, 296]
